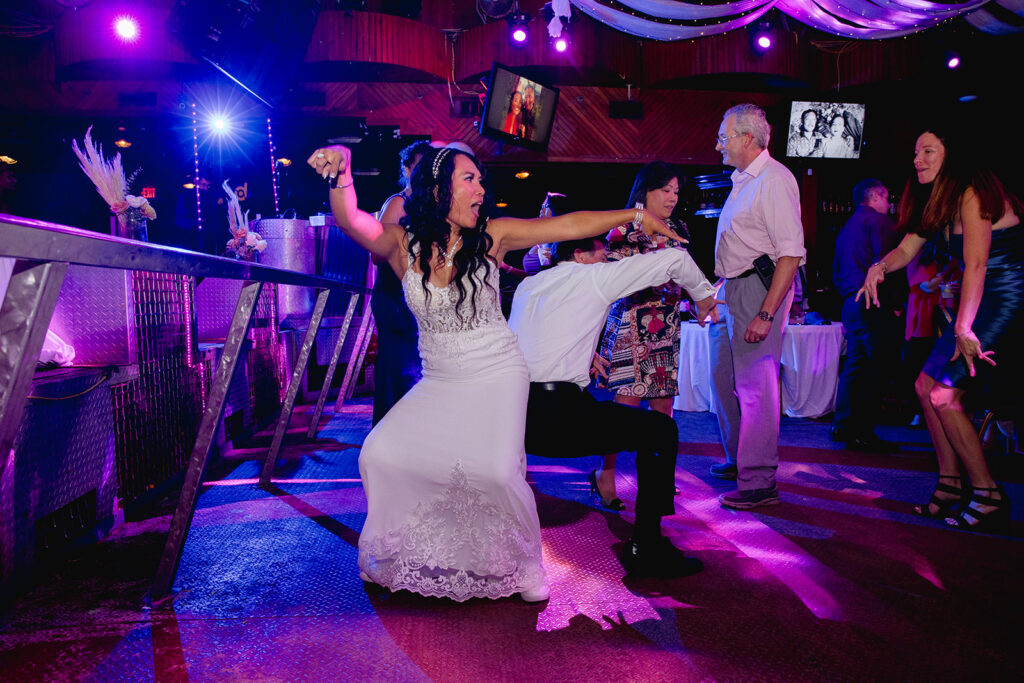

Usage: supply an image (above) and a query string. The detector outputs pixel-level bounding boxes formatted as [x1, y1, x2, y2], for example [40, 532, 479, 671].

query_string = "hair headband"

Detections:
[432, 148, 453, 179]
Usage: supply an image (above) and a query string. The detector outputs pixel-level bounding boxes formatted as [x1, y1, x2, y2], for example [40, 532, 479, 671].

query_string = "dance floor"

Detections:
[1, 402, 1022, 682]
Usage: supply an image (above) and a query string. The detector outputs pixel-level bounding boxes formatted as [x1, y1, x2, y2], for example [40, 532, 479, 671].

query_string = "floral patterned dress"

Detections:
[599, 219, 690, 399]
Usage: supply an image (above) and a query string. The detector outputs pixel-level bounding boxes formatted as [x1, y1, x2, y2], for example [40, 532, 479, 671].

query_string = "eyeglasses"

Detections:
[716, 132, 746, 145]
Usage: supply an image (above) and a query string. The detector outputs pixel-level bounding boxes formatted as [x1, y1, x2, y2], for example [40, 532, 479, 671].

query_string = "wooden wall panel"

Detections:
[326, 83, 783, 165]
[811, 37, 926, 91]
[643, 27, 809, 86]
[306, 11, 447, 81]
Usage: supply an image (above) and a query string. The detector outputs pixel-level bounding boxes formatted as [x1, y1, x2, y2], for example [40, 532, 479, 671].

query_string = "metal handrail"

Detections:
[0, 213, 369, 601]
[1, 214, 369, 292]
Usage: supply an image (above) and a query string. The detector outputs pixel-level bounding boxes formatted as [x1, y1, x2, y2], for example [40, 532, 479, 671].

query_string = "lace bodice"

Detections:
[402, 261, 523, 378]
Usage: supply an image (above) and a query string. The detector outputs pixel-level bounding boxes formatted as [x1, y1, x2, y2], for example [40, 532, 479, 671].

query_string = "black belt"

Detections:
[733, 268, 757, 279]
[531, 381, 582, 392]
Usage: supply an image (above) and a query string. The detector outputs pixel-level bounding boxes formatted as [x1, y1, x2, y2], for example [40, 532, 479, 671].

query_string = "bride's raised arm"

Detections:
[488, 209, 684, 260]
[308, 145, 405, 267]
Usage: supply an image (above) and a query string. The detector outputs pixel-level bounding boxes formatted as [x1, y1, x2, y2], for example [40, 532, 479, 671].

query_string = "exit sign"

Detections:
[141, 186, 156, 199]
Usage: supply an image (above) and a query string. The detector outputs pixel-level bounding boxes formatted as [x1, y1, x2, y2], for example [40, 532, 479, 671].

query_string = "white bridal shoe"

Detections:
[520, 583, 550, 602]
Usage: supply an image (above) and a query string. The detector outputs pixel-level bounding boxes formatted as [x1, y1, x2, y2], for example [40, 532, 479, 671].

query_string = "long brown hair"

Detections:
[899, 125, 1020, 238]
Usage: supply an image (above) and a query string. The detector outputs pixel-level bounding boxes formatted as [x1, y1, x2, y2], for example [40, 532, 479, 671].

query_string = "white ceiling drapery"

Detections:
[566, 0, 1019, 40]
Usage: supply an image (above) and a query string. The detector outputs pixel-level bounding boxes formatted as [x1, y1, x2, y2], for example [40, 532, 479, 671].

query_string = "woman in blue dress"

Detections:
[859, 125, 1022, 532]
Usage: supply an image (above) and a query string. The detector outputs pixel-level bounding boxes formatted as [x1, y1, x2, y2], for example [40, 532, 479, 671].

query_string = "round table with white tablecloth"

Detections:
[674, 320, 845, 418]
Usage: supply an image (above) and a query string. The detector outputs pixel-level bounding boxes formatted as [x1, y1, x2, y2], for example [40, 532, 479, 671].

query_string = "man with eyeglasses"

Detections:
[707, 103, 806, 509]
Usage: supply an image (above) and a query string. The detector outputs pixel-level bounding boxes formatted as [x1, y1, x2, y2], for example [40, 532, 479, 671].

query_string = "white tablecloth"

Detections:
[674, 321, 846, 418]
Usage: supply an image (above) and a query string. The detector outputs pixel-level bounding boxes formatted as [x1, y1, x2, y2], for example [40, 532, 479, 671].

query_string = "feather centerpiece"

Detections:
[222, 179, 266, 260]
[71, 126, 157, 224]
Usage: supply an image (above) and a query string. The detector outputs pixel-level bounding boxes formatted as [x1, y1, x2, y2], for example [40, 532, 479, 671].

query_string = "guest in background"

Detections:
[522, 193, 572, 275]
[707, 103, 805, 509]
[858, 124, 1022, 531]
[831, 179, 903, 451]
[596, 162, 690, 509]
[371, 140, 433, 425]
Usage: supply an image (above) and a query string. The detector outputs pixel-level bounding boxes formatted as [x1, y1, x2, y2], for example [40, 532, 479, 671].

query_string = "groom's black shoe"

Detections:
[620, 536, 704, 578]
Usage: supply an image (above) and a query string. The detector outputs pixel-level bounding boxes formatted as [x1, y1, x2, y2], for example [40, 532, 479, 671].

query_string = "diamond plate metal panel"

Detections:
[2, 369, 116, 582]
[112, 272, 203, 507]
[48, 265, 136, 366]
[194, 278, 244, 341]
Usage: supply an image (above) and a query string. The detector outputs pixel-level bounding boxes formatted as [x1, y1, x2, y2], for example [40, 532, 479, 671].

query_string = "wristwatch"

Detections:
[757, 311, 774, 322]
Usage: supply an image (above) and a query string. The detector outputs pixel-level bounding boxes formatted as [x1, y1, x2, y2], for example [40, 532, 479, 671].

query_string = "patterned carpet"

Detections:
[1, 402, 1022, 682]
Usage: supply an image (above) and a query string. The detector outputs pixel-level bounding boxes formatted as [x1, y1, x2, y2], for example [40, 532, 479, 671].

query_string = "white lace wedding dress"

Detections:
[357, 259, 546, 601]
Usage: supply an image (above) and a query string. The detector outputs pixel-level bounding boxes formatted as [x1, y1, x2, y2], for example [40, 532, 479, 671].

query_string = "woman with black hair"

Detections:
[594, 162, 691, 509]
[308, 144, 682, 602]
[858, 125, 1022, 532]
[370, 140, 434, 426]
[787, 108, 823, 158]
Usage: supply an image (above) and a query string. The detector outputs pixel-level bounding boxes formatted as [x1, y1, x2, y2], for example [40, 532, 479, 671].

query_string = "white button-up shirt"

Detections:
[509, 249, 716, 388]
[715, 149, 806, 279]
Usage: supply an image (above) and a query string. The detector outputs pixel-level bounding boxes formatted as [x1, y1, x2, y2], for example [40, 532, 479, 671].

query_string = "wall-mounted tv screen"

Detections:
[785, 102, 865, 159]
[479, 63, 560, 153]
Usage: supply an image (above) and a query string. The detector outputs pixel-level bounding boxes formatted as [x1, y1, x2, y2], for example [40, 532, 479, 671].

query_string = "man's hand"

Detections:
[744, 316, 772, 343]
[694, 296, 725, 327]
[589, 353, 609, 381]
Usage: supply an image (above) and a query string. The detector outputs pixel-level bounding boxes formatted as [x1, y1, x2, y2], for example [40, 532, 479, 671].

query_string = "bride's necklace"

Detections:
[441, 237, 462, 268]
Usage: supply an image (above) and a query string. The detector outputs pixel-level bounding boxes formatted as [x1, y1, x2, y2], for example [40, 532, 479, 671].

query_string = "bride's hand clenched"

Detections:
[307, 145, 351, 184]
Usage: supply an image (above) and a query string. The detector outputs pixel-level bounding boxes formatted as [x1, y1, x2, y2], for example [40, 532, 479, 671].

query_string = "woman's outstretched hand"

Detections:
[855, 262, 886, 308]
[638, 210, 687, 244]
[951, 329, 997, 377]
[307, 145, 351, 184]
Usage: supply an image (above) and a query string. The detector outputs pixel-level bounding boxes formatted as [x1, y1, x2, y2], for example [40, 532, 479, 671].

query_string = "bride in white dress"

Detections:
[308, 145, 681, 602]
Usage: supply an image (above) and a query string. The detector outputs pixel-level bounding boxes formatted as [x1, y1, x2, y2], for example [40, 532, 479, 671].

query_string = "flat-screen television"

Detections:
[479, 63, 560, 153]
[785, 102, 866, 159]
[168, 0, 320, 109]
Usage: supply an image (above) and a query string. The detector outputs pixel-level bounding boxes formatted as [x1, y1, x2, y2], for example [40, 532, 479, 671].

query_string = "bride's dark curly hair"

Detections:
[401, 147, 495, 318]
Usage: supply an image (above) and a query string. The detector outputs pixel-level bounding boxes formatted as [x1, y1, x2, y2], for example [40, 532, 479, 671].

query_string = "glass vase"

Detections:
[116, 207, 148, 242]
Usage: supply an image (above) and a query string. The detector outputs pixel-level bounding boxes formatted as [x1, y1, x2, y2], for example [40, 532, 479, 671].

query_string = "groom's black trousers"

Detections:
[524, 381, 678, 540]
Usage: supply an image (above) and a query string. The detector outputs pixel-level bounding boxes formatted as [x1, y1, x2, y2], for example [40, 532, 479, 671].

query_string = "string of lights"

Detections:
[267, 117, 280, 217]
[191, 102, 202, 233]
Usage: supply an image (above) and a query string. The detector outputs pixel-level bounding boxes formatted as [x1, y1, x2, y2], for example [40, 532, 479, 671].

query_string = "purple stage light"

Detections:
[947, 56, 960, 69]
[113, 16, 139, 42]
[757, 35, 772, 50]
[512, 28, 527, 43]
[554, 37, 568, 52]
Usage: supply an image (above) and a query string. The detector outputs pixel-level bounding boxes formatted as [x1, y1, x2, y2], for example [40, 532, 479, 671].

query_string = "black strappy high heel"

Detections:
[914, 474, 970, 519]
[946, 484, 1010, 533]
[588, 469, 626, 512]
